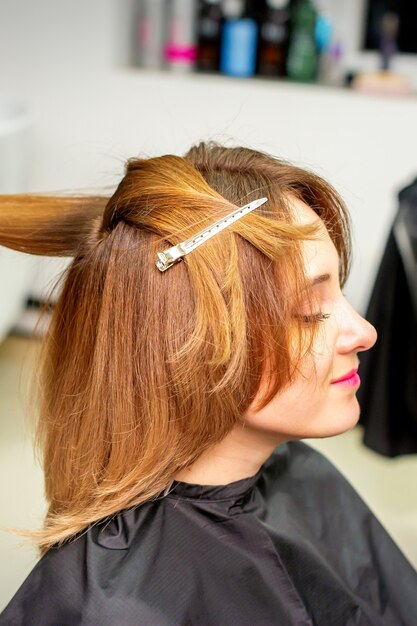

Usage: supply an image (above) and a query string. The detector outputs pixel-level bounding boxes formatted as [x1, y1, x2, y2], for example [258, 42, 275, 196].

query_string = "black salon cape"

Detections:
[1, 442, 417, 626]
[357, 178, 417, 456]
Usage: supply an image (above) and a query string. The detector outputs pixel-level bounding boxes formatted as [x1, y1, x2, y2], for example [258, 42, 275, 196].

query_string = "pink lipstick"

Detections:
[331, 369, 360, 387]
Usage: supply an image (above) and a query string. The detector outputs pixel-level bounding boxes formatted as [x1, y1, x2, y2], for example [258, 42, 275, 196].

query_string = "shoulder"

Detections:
[0, 504, 173, 625]
[0, 546, 172, 626]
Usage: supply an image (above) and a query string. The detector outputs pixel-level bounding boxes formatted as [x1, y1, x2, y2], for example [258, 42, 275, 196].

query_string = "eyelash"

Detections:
[298, 312, 331, 324]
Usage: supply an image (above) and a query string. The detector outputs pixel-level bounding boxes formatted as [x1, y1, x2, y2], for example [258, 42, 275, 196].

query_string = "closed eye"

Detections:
[295, 312, 331, 323]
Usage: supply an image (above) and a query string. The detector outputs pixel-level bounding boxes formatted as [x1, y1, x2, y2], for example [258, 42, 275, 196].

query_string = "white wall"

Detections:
[1, 0, 417, 315]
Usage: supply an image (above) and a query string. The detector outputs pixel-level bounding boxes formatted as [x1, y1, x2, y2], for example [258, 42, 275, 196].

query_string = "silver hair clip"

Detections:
[156, 197, 268, 272]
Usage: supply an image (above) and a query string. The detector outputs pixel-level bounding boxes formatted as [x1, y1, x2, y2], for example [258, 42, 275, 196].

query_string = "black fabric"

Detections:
[1, 441, 416, 625]
[357, 178, 417, 456]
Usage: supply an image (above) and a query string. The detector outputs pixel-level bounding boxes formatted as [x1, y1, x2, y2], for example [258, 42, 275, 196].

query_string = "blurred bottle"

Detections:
[315, 3, 343, 86]
[137, 0, 168, 69]
[319, 40, 343, 86]
[196, 0, 223, 72]
[165, 0, 198, 71]
[286, 0, 318, 82]
[379, 11, 399, 71]
[220, 0, 259, 78]
[257, 0, 290, 77]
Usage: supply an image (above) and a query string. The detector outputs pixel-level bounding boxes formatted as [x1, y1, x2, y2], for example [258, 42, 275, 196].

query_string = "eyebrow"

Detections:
[308, 273, 331, 287]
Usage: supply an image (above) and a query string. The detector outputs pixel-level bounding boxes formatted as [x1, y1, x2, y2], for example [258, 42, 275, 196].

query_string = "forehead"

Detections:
[287, 197, 339, 275]
[287, 195, 322, 226]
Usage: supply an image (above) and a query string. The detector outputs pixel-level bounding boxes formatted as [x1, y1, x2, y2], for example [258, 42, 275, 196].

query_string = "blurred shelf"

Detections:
[117, 65, 417, 100]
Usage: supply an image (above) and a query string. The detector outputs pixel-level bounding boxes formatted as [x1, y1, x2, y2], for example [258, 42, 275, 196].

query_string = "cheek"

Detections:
[299, 324, 337, 384]
[244, 324, 338, 433]
[245, 358, 331, 431]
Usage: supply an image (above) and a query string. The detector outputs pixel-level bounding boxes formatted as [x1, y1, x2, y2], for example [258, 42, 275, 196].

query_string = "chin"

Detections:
[305, 397, 361, 440]
[327, 397, 361, 437]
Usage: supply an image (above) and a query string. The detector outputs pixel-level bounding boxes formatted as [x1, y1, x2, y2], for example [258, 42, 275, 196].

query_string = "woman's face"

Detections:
[244, 198, 377, 440]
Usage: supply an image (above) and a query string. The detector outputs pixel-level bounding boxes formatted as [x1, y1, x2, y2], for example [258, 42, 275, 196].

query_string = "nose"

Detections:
[336, 299, 377, 355]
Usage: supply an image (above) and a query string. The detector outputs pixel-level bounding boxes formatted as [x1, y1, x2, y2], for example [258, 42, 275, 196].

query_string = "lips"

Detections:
[331, 369, 360, 386]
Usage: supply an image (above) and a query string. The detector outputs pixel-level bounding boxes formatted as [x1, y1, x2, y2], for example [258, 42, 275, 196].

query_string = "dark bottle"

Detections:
[257, 0, 290, 77]
[197, 0, 223, 72]
[286, 0, 318, 82]
[379, 11, 399, 71]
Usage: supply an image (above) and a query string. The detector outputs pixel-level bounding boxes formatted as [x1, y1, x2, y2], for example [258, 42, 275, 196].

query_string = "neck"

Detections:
[174, 423, 287, 485]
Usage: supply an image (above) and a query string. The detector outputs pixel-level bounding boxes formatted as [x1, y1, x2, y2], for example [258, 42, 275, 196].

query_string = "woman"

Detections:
[0, 143, 416, 625]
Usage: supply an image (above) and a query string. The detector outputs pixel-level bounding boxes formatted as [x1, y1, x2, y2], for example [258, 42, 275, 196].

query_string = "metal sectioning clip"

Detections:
[156, 197, 268, 272]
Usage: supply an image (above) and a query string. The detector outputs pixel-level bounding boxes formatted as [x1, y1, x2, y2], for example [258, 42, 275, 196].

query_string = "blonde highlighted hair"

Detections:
[0, 143, 351, 553]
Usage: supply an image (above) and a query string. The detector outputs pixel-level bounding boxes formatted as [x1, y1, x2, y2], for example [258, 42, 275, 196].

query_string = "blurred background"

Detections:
[1, 0, 417, 611]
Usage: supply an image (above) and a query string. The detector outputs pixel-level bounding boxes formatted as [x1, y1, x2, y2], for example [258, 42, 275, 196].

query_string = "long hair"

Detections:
[0, 143, 351, 554]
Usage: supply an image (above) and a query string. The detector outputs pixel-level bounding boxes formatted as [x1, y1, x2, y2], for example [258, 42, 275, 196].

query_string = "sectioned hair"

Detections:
[0, 142, 351, 553]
